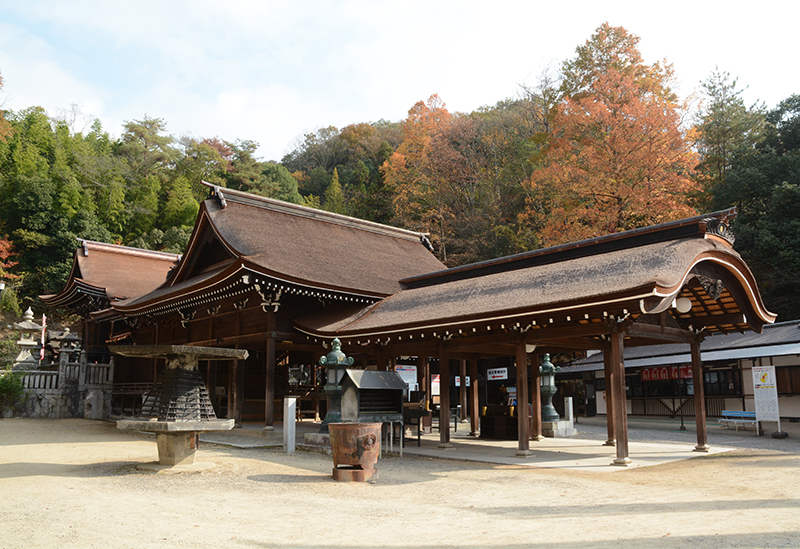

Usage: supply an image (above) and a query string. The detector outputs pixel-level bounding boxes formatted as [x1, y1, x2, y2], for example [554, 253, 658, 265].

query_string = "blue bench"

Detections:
[718, 410, 760, 434]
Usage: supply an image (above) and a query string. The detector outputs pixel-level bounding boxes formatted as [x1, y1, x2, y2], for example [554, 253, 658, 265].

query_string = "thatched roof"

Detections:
[295, 211, 776, 343]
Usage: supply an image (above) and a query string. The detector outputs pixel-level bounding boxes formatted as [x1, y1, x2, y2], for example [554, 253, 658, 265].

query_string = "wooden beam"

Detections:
[528, 336, 608, 350]
[525, 322, 611, 342]
[625, 322, 697, 344]
[684, 313, 747, 329]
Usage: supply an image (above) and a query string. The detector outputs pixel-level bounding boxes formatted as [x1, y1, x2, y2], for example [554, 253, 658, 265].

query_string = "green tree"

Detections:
[73, 121, 129, 237]
[223, 139, 267, 193]
[0, 107, 111, 298]
[322, 168, 346, 214]
[0, 371, 26, 414]
[159, 175, 199, 230]
[694, 70, 766, 209]
[115, 116, 178, 239]
[175, 136, 228, 201]
[714, 95, 800, 319]
[128, 226, 191, 254]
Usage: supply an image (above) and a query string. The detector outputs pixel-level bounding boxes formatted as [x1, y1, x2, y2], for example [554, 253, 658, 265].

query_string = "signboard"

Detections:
[455, 376, 471, 387]
[431, 374, 440, 396]
[487, 367, 508, 381]
[395, 365, 417, 386]
[753, 366, 780, 422]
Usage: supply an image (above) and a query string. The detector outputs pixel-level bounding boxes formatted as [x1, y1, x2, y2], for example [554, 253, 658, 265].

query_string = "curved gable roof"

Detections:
[111, 185, 445, 314]
[295, 212, 776, 341]
[167, 185, 444, 297]
[41, 241, 180, 311]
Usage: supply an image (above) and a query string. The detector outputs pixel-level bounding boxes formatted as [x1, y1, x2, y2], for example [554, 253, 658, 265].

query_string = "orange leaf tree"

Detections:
[0, 71, 13, 143]
[381, 94, 455, 258]
[523, 24, 698, 246]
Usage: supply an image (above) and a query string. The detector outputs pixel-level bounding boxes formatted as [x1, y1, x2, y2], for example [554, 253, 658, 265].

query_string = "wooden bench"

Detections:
[718, 410, 760, 434]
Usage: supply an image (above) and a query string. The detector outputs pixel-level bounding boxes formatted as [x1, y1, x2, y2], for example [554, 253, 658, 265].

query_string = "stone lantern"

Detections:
[13, 307, 43, 369]
[318, 338, 354, 432]
[540, 353, 561, 422]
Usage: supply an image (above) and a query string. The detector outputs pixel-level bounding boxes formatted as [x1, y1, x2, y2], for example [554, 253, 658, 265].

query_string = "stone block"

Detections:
[156, 432, 196, 466]
[542, 419, 577, 438]
[84, 390, 103, 420]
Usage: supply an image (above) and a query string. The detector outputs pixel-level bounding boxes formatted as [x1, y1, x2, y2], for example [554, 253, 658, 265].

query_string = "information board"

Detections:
[395, 365, 417, 387]
[753, 365, 780, 422]
[486, 367, 508, 381]
[431, 374, 440, 396]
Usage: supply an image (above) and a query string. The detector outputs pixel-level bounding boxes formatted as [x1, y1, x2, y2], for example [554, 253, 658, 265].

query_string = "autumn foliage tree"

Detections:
[382, 94, 455, 257]
[524, 23, 699, 246]
[0, 71, 12, 143]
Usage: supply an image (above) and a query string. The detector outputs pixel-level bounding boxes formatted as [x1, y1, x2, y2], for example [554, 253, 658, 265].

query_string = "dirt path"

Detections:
[1, 418, 799, 548]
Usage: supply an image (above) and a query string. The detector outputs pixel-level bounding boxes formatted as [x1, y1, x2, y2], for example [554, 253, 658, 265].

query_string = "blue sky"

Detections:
[1, 1, 797, 161]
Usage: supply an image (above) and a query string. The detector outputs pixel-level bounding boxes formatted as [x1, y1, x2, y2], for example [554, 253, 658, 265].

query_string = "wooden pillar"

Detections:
[692, 339, 710, 452]
[422, 357, 432, 433]
[230, 312, 244, 426]
[230, 358, 241, 424]
[468, 359, 480, 436]
[264, 334, 276, 430]
[438, 346, 452, 448]
[611, 330, 630, 465]
[376, 350, 386, 372]
[515, 341, 531, 455]
[152, 323, 160, 383]
[530, 353, 543, 441]
[415, 355, 426, 395]
[458, 359, 468, 421]
[603, 346, 616, 446]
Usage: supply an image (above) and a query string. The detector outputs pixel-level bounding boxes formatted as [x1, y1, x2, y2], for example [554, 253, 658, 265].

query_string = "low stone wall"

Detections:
[5, 387, 113, 419]
[4, 352, 114, 419]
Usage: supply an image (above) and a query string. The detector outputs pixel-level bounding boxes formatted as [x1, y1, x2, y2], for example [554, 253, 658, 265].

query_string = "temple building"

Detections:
[43, 182, 776, 464]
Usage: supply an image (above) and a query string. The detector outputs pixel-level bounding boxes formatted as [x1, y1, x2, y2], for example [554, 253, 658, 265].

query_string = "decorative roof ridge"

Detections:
[401, 209, 737, 290]
[200, 180, 430, 243]
[78, 239, 182, 262]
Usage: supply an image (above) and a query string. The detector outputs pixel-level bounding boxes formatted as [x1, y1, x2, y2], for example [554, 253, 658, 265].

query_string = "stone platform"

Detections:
[117, 418, 235, 465]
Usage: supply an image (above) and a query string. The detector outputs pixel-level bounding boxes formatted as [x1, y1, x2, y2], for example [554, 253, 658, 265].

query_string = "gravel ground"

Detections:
[2, 418, 799, 549]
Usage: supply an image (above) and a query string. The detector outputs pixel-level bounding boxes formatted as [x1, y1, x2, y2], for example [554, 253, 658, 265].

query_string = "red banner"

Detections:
[640, 365, 693, 381]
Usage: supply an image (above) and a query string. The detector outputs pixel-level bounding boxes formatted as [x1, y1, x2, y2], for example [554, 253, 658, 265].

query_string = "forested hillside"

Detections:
[0, 23, 798, 320]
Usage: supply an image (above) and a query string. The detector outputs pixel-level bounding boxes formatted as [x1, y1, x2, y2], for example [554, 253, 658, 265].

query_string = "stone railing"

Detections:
[7, 351, 115, 419]
[19, 370, 59, 390]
